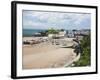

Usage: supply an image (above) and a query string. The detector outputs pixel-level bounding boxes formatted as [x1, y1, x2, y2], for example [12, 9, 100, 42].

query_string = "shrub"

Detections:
[74, 34, 91, 66]
[47, 28, 59, 34]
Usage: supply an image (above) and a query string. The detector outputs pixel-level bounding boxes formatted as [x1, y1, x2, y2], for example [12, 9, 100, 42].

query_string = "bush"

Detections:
[47, 28, 59, 34]
[74, 34, 91, 66]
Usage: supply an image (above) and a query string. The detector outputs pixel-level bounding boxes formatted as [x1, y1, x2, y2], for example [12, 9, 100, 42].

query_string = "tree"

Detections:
[47, 28, 59, 34]
[60, 29, 64, 31]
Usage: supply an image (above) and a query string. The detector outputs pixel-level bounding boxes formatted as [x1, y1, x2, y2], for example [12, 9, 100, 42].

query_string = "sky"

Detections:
[23, 10, 91, 30]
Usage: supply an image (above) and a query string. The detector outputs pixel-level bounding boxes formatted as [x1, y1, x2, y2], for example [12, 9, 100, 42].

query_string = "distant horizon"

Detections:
[23, 10, 91, 30]
[23, 28, 91, 30]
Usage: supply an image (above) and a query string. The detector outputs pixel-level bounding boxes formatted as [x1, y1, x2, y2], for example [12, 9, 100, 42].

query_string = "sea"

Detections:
[23, 29, 76, 37]
[23, 29, 46, 37]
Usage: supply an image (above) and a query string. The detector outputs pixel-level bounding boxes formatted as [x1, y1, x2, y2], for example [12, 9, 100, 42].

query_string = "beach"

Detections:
[22, 11, 91, 69]
[22, 37, 77, 69]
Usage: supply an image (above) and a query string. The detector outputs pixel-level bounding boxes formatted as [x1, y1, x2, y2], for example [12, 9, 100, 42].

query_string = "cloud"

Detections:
[23, 10, 91, 30]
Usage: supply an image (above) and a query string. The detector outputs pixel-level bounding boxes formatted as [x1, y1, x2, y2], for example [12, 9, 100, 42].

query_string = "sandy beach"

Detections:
[22, 37, 76, 69]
